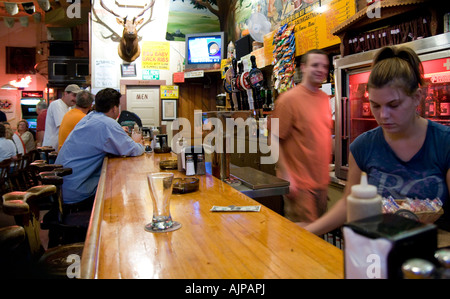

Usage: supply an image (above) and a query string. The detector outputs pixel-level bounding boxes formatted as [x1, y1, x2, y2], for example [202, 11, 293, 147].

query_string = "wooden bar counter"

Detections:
[80, 152, 343, 279]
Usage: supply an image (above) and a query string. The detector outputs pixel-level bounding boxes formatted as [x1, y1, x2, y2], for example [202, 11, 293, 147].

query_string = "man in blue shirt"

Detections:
[56, 88, 145, 206]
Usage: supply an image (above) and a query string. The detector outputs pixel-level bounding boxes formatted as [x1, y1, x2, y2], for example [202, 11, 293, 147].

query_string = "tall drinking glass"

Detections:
[145, 172, 181, 232]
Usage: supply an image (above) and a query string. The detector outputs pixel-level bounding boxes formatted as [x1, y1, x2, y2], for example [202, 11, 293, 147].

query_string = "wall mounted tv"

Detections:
[185, 32, 225, 70]
[48, 57, 89, 83]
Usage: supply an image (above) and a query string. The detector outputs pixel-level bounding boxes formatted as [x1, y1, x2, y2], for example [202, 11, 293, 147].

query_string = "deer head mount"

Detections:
[93, 0, 155, 63]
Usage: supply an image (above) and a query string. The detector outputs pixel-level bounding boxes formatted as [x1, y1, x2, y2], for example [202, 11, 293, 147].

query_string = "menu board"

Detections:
[263, 31, 275, 66]
[289, 0, 356, 56]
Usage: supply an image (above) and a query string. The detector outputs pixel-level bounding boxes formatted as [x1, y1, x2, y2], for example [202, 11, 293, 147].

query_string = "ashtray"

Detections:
[159, 159, 178, 170]
[172, 177, 199, 194]
[154, 147, 171, 154]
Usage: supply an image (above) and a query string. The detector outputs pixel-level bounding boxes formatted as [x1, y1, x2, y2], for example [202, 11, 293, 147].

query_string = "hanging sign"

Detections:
[160, 85, 179, 99]
[142, 41, 170, 70]
[142, 69, 160, 80]
[281, 0, 356, 56]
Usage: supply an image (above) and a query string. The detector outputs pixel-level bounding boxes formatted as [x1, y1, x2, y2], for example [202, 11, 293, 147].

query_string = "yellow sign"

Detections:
[160, 85, 179, 99]
[286, 0, 355, 56]
[263, 31, 275, 67]
[142, 41, 170, 70]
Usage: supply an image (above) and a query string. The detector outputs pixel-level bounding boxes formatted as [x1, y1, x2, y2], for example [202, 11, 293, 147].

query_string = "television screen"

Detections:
[185, 32, 224, 69]
[26, 118, 37, 129]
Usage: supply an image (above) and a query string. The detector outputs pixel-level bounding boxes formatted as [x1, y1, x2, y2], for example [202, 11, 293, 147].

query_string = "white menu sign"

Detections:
[94, 59, 117, 89]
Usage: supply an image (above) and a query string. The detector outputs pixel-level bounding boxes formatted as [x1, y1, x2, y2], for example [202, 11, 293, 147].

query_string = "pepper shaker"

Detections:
[402, 258, 435, 279]
[196, 154, 206, 175]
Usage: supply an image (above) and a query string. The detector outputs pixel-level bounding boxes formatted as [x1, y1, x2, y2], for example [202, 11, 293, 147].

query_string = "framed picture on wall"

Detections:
[6, 47, 36, 74]
[161, 99, 177, 121]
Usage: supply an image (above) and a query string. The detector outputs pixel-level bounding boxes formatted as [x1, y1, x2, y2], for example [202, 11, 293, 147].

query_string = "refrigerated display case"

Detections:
[334, 32, 450, 180]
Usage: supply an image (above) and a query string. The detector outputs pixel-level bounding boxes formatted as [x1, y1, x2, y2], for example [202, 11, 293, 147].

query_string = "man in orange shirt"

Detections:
[58, 90, 94, 151]
[271, 49, 333, 224]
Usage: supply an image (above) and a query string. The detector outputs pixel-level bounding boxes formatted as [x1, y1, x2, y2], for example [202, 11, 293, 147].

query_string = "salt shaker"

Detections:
[402, 258, 435, 279]
[435, 248, 450, 279]
[196, 154, 206, 175]
[185, 154, 195, 176]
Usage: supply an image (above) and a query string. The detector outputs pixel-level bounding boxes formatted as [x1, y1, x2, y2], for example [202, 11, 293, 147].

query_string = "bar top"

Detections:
[81, 152, 343, 279]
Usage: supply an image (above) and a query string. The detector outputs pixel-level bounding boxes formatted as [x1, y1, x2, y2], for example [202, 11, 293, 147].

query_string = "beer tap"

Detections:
[223, 66, 234, 111]
[231, 58, 242, 110]
[238, 62, 249, 110]
[249, 55, 264, 117]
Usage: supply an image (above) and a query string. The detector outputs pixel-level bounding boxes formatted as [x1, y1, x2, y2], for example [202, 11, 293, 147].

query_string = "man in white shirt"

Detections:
[42, 84, 80, 151]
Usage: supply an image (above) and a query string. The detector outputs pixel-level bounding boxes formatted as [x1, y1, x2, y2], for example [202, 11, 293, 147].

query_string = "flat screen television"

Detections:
[185, 32, 225, 70]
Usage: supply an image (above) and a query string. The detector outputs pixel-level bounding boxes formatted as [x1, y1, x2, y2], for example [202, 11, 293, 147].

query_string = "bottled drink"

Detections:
[439, 85, 450, 118]
[424, 86, 436, 118]
[361, 88, 371, 117]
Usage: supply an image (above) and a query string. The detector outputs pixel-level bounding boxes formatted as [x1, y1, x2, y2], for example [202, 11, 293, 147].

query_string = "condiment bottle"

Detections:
[176, 138, 185, 171]
[346, 172, 382, 222]
[185, 154, 195, 176]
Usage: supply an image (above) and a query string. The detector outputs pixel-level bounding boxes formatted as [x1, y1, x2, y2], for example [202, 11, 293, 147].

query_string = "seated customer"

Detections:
[0, 123, 17, 162]
[304, 46, 450, 235]
[16, 119, 35, 153]
[58, 90, 94, 151]
[2, 122, 23, 155]
[55, 88, 145, 210]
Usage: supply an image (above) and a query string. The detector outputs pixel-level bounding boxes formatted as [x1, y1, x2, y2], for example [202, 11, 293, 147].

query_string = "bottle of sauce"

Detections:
[346, 172, 382, 222]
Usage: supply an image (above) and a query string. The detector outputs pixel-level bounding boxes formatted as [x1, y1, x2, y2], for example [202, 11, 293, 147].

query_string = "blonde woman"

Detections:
[16, 119, 35, 154]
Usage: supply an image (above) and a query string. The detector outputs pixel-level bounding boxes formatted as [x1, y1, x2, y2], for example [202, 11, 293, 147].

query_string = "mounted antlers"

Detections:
[95, 0, 155, 63]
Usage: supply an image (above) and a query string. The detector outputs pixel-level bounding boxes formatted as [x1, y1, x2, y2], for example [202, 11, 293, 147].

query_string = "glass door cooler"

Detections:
[334, 33, 450, 180]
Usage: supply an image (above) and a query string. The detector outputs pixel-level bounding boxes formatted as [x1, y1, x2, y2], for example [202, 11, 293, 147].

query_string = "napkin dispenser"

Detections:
[343, 213, 437, 279]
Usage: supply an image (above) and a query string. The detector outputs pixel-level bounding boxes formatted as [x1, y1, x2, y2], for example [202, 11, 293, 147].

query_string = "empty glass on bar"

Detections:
[146, 172, 176, 232]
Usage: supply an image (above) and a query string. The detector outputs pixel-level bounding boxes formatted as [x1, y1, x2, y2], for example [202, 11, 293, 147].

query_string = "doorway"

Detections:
[126, 86, 160, 127]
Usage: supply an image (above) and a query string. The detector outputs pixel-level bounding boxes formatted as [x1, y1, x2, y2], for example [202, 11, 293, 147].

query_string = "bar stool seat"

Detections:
[0, 225, 28, 278]
[2, 186, 84, 278]
[0, 225, 25, 251]
[37, 146, 55, 164]
[37, 242, 84, 278]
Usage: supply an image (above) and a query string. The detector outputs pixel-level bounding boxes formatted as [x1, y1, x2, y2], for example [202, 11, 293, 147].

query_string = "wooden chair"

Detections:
[37, 146, 55, 164]
[0, 158, 12, 196]
[8, 154, 25, 191]
[20, 149, 41, 189]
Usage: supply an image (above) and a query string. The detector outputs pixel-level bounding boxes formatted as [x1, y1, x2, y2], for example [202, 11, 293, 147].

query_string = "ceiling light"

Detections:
[1, 83, 18, 90]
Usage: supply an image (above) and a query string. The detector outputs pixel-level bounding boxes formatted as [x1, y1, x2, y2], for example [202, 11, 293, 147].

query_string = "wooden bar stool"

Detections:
[39, 168, 91, 248]
[2, 186, 84, 278]
[0, 158, 12, 195]
[0, 225, 28, 278]
[37, 146, 55, 164]
[2, 185, 57, 257]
